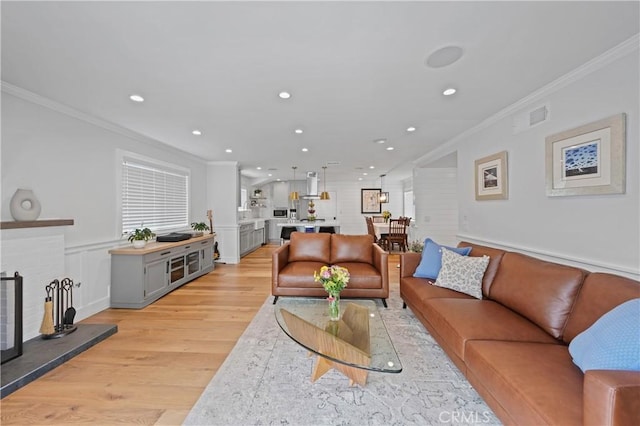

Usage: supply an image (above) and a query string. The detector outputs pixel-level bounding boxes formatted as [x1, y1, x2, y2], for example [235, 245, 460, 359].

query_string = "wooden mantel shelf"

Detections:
[0, 219, 74, 230]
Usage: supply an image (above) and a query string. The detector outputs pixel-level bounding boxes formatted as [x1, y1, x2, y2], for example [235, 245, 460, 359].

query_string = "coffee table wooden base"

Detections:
[281, 303, 372, 386]
[311, 354, 369, 386]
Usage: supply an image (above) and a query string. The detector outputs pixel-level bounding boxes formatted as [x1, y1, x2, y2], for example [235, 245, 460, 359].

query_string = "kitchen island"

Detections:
[275, 220, 340, 234]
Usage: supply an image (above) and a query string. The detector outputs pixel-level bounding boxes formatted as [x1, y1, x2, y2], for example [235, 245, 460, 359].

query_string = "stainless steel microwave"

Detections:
[273, 208, 288, 217]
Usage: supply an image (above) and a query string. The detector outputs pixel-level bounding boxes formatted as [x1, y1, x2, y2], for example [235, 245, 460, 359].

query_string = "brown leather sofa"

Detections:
[272, 232, 389, 306]
[400, 241, 640, 425]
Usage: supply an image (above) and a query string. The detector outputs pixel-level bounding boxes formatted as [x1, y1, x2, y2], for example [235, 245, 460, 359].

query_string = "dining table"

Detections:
[372, 222, 391, 239]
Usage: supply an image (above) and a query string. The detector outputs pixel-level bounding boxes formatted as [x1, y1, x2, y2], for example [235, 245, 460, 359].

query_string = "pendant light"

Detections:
[379, 174, 389, 203]
[320, 166, 330, 200]
[289, 166, 299, 200]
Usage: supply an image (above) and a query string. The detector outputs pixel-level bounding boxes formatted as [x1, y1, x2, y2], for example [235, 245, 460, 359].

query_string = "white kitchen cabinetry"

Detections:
[240, 222, 264, 257]
[110, 235, 215, 308]
[267, 218, 289, 243]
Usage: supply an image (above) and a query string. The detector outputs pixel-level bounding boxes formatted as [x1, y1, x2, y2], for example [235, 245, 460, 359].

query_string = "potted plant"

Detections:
[128, 227, 155, 249]
[191, 222, 210, 236]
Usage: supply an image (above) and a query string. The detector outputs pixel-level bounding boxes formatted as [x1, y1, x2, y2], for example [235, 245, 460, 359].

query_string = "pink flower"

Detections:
[327, 295, 335, 302]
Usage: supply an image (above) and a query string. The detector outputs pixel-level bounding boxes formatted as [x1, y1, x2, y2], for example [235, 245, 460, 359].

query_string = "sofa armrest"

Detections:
[399, 252, 421, 278]
[272, 244, 290, 291]
[584, 370, 640, 426]
[372, 244, 389, 294]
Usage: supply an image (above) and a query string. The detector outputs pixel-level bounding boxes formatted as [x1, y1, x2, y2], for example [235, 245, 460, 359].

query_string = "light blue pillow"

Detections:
[569, 298, 640, 373]
[413, 238, 472, 280]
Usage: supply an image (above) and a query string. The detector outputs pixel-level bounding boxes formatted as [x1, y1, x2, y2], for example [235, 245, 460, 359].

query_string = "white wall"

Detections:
[413, 167, 459, 247]
[206, 161, 240, 263]
[1, 89, 209, 324]
[452, 47, 639, 278]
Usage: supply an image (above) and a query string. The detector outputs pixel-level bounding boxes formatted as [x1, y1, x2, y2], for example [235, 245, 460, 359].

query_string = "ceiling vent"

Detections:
[513, 103, 550, 134]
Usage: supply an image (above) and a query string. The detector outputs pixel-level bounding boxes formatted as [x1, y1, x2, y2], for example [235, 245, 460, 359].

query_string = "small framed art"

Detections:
[475, 151, 508, 201]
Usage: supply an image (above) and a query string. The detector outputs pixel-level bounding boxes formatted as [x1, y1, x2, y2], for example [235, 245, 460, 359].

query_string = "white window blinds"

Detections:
[121, 158, 189, 234]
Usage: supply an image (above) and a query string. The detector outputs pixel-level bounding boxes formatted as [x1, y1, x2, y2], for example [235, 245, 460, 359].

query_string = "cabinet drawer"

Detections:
[144, 248, 177, 264]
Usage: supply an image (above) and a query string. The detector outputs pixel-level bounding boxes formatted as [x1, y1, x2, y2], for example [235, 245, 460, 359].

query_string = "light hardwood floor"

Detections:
[1, 245, 400, 425]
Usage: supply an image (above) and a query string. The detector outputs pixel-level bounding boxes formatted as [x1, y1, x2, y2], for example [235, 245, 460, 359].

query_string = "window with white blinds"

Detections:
[121, 157, 189, 235]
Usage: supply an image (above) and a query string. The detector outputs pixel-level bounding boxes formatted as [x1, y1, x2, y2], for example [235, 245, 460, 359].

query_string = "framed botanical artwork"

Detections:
[545, 113, 626, 197]
[361, 188, 382, 214]
[475, 151, 508, 200]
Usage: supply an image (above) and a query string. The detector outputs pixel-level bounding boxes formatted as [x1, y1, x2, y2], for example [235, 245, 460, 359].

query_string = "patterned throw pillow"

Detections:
[434, 247, 490, 299]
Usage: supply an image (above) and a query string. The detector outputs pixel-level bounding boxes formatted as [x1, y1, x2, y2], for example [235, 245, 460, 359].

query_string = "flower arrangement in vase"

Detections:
[382, 210, 391, 222]
[314, 265, 350, 321]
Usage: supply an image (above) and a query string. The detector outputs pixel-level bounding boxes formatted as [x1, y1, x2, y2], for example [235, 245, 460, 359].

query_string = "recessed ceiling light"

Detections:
[192, 130, 202, 136]
[278, 91, 291, 99]
[268, 173, 273, 177]
[407, 126, 416, 132]
[256, 166, 262, 170]
[369, 166, 375, 169]
[374, 139, 386, 144]
[294, 129, 303, 134]
[301, 148, 309, 152]
[363, 172, 368, 176]
[426, 46, 464, 68]
[443, 88, 457, 96]
[358, 177, 363, 181]
[386, 146, 395, 151]
[225, 149, 232, 153]
[129, 94, 144, 102]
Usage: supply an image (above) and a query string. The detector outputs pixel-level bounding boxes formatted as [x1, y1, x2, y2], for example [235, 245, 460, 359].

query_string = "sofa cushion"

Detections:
[563, 272, 640, 343]
[401, 277, 474, 307]
[288, 232, 331, 263]
[434, 247, 489, 299]
[488, 252, 587, 340]
[333, 262, 381, 289]
[330, 234, 373, 264]
[569, 299, 640, 373]
[277, 261, 327, 288]
[465, 341, 584, 425]
[413, 238, 471, 279]
[424, 298, 559, 361]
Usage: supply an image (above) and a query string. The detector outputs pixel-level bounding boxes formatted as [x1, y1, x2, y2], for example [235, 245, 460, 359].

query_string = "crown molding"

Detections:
[415, 33, 640, 167]
[1, 81, 207, 165]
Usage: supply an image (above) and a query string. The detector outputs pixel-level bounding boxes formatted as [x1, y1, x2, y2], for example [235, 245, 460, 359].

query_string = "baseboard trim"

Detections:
[456, 233, 639, 280]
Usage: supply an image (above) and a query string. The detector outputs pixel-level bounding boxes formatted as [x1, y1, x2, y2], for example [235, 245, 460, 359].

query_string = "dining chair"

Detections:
[399, 216, 412, 248]
[365, 216, 382, 247]
[386, 218, 407, 252]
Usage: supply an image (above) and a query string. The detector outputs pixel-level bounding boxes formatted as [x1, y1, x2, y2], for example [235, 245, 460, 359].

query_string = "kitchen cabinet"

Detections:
[240, 222, 264, 256]
[267, 218, 289, 243]
[110, 234, 215, 308]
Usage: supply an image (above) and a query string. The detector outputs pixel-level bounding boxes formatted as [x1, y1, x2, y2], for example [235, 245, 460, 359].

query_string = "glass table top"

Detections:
[275, 298, 402, 373]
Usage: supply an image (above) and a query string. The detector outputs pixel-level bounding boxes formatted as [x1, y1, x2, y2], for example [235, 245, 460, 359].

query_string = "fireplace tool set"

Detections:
[39, 278, 77, 339]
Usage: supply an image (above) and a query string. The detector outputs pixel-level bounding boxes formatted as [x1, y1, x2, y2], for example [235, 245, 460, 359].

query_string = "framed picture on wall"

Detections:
[545, 113, 626, 197]
[475, 151, 508, 200]
[361, 188, 382, 213]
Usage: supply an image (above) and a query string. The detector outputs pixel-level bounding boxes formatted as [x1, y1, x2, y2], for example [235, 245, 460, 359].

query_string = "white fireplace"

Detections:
[0, 224, 68, 342]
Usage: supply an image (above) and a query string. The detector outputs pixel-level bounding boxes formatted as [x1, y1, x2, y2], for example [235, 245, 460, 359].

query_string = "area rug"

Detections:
[184, 292, 501, 425]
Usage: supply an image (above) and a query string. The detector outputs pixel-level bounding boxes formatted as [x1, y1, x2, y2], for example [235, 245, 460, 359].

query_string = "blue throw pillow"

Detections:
[569, 298, 640, 373]
[413, 238, 472, 279]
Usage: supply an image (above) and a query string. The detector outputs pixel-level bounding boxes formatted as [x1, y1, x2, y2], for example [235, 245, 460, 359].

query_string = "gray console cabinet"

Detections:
[110, 234, 215, 308]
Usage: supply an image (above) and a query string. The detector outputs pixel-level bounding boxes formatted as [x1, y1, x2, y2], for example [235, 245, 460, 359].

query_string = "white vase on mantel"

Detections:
[9, 188, 42, 221]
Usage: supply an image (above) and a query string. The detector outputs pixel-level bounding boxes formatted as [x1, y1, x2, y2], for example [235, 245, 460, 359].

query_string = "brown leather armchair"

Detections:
[272, 232, 389, 307]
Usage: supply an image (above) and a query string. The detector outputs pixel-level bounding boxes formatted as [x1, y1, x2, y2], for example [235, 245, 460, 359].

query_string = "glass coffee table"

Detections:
[275, 298, 402, 386]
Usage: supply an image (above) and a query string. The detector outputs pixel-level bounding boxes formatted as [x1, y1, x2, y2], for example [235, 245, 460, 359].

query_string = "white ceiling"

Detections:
[2, 1, 638, 184]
